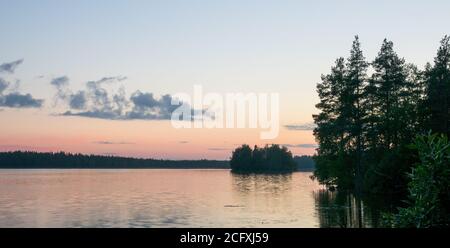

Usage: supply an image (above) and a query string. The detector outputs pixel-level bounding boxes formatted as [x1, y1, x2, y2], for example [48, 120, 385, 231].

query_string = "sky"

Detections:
[1, 0, 449, 159]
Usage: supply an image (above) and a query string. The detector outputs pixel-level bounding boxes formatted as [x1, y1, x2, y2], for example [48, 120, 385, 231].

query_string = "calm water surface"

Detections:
[0, 169, 381, 227]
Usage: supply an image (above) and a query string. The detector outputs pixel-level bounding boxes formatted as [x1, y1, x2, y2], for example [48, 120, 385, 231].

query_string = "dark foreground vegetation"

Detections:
[230, 144, 297, 173]
[0, 151, 229, 169]
[313, 35, 450, 227]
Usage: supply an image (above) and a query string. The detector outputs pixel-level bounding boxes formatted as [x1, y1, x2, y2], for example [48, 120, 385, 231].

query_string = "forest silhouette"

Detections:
[0, 151, 229, 169]
[0, 151, 314, 171]
[313, 35, 450, 227]
[230, 144, 297, 173]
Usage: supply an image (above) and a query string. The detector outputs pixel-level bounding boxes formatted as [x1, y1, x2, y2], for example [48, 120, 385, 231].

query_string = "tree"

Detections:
[370, 39, 408, 149]
[230, 144, 297, 173]
[425, 36, 450, 137]
[230, 144, 253, 172]
[313, 57, 354, 188]
[345, 36, 369, 194]
[313, 35, 449, 207]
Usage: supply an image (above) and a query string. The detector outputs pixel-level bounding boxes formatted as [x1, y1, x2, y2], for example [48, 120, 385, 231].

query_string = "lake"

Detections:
[0, 169, 382, 228]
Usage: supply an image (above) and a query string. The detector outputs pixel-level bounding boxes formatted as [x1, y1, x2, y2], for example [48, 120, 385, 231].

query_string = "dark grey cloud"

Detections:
[282, 143, 318, 148]
[284, 123, 316, 131]
[87, 76, 127, 85]
[0, 59, 24, 74]
[51, 76, 200, 121]
[0, 59, 43, 108]
[127, 92, 182, 120]
[0, 78, 8, 93]
[93, 141, 135, 145]
[130, 91, 159, 109]
[51, 76, 69, 87]
[0, 93, 43, 108]
[62, 110, 121, 119]
[51, 76, 82, 107]
[69, 91, 87, 109]
[52, 76, 128, 117]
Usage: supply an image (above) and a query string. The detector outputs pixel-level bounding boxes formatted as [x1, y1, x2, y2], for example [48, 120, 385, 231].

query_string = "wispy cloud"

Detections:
[0, 59, 43, 108]
[0, 59, 24, 74]
[208, 148, 229, 151]
[284, 122, 316, 131]
[93, 141, 135, 145]
[282, 143, 318, 148]
[179, 141, 189, 144]
[0, 78, 9, 94]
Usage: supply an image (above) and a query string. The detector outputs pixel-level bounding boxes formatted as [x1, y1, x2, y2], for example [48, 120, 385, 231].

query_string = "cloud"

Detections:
[87, 76, 127, 85]
[62, 110, 121, 119]
[51, 76, 87, 109]
[0, 59, 43, 108]
[51, 76, 200, 121]
[93, 141, 135, 145]
[68, 91, 87, 109]
[282, 143, 318, 148]
[179, 141, 189, 144]
[208, 148, 229, 151]
[0, 78, 9, 93]
[52, 75, 129, 117]
[0, 93, 43, 108]
[51, 76, 69, 87]
[0, 59, 24, 74]
[284, 122, 316, 131]
[127, 92, 181, 120]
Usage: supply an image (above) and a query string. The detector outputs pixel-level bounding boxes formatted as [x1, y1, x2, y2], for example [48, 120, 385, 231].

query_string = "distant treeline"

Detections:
[0, 150, 315, 171]
[230, 144, 298, 173]
[0, 151, 229, 169]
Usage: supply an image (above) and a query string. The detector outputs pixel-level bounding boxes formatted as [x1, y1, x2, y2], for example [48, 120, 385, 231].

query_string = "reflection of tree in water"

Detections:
[231, 173, 293, 195]
[313, 189, 383, 228]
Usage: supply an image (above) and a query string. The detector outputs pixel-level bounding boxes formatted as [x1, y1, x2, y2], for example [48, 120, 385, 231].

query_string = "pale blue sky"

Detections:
[1, 0, 449, 124]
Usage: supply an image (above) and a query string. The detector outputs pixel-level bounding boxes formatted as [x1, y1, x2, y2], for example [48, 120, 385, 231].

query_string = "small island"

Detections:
[230, 144, 297, 173]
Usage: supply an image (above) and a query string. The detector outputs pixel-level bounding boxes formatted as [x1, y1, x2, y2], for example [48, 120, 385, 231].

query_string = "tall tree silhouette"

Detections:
[345, 36, 368, 194]
[313, 35, 449, 198]
[425, 35, 450, 137]
[370, 39, 407, 149]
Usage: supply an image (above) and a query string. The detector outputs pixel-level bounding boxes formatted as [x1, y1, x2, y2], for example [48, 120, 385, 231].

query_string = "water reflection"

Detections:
[229, 172, 320, 227]
[313, 189, 382, 228]
[231, 173, 293, 194]
[0, 169, 385, 227]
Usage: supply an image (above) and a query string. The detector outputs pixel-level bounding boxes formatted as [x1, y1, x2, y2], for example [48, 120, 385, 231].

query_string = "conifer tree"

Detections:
[425, 36, 450, 137]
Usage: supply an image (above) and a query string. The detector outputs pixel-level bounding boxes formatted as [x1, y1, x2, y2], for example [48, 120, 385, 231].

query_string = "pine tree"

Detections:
[402, 63, 426, 139]
[425, 36, 450, 137]
[345, 36, 368, 193]
[313, 58, 351, 187]
[370, 39, 407, 149]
